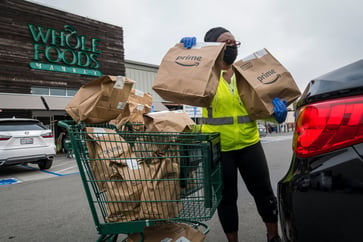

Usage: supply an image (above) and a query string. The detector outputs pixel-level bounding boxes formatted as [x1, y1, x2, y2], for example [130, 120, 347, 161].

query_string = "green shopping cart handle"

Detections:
[57, 120, 76, 130]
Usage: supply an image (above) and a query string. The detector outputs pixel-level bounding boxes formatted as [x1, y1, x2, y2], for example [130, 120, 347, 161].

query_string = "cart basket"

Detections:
[58, 120, 223, 241]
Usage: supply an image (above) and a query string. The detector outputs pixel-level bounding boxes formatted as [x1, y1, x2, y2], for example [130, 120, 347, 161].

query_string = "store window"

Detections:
[50, 88, 66, 96]
[67, 89, 77, 96]
[31, 87, 77, 96]
[31, 87, 49, 95]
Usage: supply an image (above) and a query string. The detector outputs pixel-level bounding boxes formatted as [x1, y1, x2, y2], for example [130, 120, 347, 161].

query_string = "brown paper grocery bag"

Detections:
[128, 88, 153, 107]
[65, 75, 135, 123]
[105, 171, 141, 223]
[233, 48, 301, 120]
[143, 110, 195, 132]
[109, 88, 152, 129]
[106, 154, 149, 223]
[85, 127, 131, 192]
[143, 110, 195, 154]
[139, 157, 182, 220]
[110, 102, 149, 131]
[153, 42, 225, 107]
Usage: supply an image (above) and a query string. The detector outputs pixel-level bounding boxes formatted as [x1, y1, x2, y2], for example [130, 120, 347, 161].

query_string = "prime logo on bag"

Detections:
[175, 55, 202, 67]
[257, 69, 281, 84]
[237, 61, 281, 84]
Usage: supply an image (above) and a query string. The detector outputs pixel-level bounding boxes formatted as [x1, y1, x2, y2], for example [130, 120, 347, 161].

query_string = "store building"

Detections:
[1, 1, 293, 138]
[0, 0, 167, 136]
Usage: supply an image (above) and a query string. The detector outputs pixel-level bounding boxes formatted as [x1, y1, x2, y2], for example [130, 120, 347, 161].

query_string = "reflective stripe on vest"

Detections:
[202, 107, 252, 125]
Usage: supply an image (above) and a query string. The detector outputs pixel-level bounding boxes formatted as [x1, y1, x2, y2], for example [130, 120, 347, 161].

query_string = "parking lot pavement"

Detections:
[50, 153, 79, 175]
[260, 132, 293, 143]
[0, 154, 78, 185]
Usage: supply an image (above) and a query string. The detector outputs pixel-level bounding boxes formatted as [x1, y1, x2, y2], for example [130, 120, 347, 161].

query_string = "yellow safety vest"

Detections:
[201, 71, 259, 151]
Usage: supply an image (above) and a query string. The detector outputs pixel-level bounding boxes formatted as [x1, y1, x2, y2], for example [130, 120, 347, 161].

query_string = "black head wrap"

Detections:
[204, 27, 230, 42]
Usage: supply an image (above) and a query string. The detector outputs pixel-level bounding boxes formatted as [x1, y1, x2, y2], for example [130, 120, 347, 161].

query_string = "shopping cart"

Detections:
[58, 120, 222, 242]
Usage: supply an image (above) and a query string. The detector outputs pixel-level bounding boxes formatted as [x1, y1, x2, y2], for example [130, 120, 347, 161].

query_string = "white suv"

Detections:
[0, 118, 56, 169]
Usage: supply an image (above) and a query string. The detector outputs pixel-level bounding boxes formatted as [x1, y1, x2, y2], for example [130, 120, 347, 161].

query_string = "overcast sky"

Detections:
[30, 0, 362, 91]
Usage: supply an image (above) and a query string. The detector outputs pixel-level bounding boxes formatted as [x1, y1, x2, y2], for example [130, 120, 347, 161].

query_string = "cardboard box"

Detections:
[127, 223, 206, 242]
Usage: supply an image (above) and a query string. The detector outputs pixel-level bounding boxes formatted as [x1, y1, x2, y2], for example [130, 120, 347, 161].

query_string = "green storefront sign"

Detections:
[28, 24, 102, 76]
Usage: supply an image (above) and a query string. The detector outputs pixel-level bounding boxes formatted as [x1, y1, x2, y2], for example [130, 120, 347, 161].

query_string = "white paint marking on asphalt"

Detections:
[52, 163, 69, 168]
[260, 136, 293, 143]
[54, 165, 78, 173]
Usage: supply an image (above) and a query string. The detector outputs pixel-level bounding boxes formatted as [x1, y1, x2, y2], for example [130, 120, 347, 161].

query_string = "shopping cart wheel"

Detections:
[121, 233, 144, 242]
[183, 220, 210, 235]
[66, 150, 74, 159]
[97, 234, 118, 242]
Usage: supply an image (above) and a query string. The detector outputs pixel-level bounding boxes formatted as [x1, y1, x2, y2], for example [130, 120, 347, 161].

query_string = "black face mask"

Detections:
[223, 46, 238, 65]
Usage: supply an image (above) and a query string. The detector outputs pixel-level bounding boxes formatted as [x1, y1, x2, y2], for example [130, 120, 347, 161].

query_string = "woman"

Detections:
[181, 27, 286, 242]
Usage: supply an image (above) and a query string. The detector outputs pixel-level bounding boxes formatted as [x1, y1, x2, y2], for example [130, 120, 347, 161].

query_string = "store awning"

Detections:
[0, 93, 167, 112]
[41, 96, 73, 110]
[152, 101, 168, 111]
[0, 93, 46, 110]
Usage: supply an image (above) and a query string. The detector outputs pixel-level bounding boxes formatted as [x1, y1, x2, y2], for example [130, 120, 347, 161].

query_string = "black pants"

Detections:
[217, 141, 278, 233]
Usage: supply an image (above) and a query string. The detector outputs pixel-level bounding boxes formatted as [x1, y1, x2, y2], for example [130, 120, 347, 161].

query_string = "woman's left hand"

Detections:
[272, 97, 287, 123]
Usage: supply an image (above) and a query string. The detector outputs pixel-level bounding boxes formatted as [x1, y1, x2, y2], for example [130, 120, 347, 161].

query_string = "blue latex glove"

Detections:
[273, 97, 288, 123]
[180, 37, 196, 49]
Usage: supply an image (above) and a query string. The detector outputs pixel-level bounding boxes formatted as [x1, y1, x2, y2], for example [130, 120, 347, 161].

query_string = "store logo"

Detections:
[28, 24, 102, 76]
[175, 55, 201, 67]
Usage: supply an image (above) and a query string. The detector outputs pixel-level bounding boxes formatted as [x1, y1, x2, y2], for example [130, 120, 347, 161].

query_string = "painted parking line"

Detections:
[53, 165, 78, 174]
[20, 164, 79, 177]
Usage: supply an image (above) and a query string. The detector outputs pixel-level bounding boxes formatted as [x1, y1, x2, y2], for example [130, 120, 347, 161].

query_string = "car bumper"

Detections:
[278, 144, 363, 242]
[0, 147, 55, 167]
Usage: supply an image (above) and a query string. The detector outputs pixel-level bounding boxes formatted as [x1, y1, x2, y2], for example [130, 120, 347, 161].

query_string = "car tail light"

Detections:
[0, 135, 11, 141]
[293, 95, 363, 158]
[41, 132, 53, 138]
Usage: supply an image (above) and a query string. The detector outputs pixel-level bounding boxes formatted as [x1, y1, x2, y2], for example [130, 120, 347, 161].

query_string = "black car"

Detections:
[278, 59, 363, 242]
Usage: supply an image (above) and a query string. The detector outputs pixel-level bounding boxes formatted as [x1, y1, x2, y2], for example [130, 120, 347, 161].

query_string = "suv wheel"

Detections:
[38, 159, 53, 170]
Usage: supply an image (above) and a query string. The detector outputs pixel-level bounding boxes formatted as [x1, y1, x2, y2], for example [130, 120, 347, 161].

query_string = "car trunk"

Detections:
[298, 59, 363, 106]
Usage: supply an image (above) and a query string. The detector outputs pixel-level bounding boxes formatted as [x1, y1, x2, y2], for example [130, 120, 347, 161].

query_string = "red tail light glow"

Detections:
[0, 135, 11, 141]
[293, 95, 363, 158]
[41, 132, 53, 138]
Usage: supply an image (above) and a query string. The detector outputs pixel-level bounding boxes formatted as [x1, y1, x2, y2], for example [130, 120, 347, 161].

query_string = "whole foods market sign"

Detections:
[28, 24, 102, 76]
